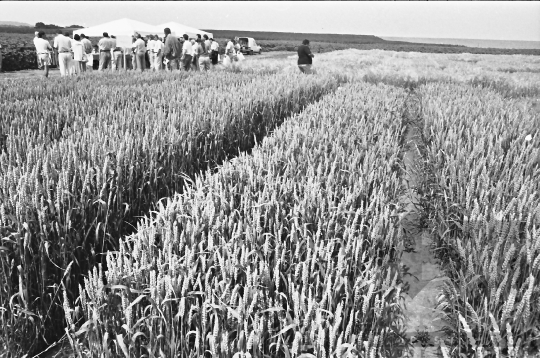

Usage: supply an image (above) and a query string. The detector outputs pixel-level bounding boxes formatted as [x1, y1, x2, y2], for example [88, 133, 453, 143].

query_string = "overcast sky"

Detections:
[1, 1, 539, 42]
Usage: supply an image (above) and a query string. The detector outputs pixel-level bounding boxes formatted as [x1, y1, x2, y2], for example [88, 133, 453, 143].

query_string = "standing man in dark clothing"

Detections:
[297, 39, 314, 74]
[209, 38, 219, 66]
[163, 28, 182, 70]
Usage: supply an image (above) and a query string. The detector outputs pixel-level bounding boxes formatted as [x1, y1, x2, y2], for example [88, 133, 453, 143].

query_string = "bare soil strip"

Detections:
[399, 91, 449, 358]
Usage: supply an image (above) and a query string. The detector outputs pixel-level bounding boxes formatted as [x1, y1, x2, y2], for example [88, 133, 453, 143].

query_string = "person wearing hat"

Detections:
[98, 32, 113, 71]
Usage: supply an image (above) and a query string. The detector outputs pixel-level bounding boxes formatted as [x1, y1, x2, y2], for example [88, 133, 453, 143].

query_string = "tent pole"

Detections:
[124, 47, 127, 72]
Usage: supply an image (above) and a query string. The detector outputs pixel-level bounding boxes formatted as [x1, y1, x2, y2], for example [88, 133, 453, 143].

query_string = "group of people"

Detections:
[126, 30, 244, 72]
[31, 27, 248, 78]
[28, 29, 315, 78]
[33, 29, 99, 77]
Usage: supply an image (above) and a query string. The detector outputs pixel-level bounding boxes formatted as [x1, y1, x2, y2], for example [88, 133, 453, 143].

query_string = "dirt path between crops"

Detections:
[399, 91, 449, 358]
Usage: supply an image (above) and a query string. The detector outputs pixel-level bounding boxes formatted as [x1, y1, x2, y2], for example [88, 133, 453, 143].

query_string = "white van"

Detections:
[238, 37, 262, 55]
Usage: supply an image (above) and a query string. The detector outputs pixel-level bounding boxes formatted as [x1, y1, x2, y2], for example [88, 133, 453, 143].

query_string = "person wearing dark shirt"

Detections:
[297, 39, 314, 74]
[163, 28, 182, 70]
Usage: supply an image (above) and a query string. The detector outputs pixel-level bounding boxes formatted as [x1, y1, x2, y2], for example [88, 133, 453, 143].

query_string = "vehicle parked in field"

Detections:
[238, 37, 261, 55]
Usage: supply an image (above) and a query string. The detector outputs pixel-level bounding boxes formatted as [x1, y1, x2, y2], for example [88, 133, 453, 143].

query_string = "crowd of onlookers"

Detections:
[1, 30, 315, 77]
[30, 28, 246, 77]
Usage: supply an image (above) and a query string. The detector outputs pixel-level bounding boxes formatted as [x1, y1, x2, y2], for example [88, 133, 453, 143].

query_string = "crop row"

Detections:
[0, 71, 339, 357]
[415, 83, 540, 356]
[0, 71, 282, 161]
[63, 81, 408, 358]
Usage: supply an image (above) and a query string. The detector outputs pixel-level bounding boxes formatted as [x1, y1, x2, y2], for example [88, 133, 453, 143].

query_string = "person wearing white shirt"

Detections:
[33, 31, 39, 47]
[181, 34, 192, 71]
[132, 34, 146, 72]
[209, 38, 219, 66]
[234, 37, 241, 56]
[34, 31, 52, 77]
[191, 39, 199, 71]
[197, 37, 211, 72]
[225, 38, 236, 64]
[146, 35, 156, 71]
[33, 31, 41, 69]
[154, 37, 164, 71]
[98, 32, 113, 71]
[80, 34, 93, 71]
[53, 30, 73, 77]
[71, 34, 85, 75]
[110, 35, 123, 71]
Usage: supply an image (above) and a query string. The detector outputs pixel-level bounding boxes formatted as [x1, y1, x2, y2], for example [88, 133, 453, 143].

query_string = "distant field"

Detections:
[2, 28, 540, 72]
[382, 36, 540, 50]
[203, 29, 387, 44]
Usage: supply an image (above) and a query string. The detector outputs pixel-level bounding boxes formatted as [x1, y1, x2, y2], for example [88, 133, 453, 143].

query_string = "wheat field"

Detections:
[1, 49, 539, 358]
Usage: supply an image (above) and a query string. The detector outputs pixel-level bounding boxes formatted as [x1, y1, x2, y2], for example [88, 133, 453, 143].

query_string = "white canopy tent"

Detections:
[158, 22, 213, 39]
[73, 18, 165, 48]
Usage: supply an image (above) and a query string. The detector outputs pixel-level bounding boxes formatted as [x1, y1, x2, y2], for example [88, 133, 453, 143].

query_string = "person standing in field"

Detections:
[146, 35, 156, 71]
[130, 36, 137, 70]
[0, 42, 3, 73]
[203, 35, 211, 54]
[181, 34, 193, 71]
[110, 35, 123, 71]
[109, 35, 116, 70]
[154, 36, 164, 70]
[34, 31, 52, 78]
[132, 33, 146, 72]
[71, 34, 85, 74]
[163, 28, 182, 70]
[53, 30, 72, 76]
[225, 38, 236, 64]
[297, 39, 314, 74]
[210, 38, 220, 66]
[234, 37, 241, 56]
[92, 44, 99, 65]
[197, 36, 211, 72]
[191, 39, 200, 71]
[98, 32, 113, 71]
[80, 34, 93, 71]
[33, 31, 41, 69]
[64, 32, 78, 75]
